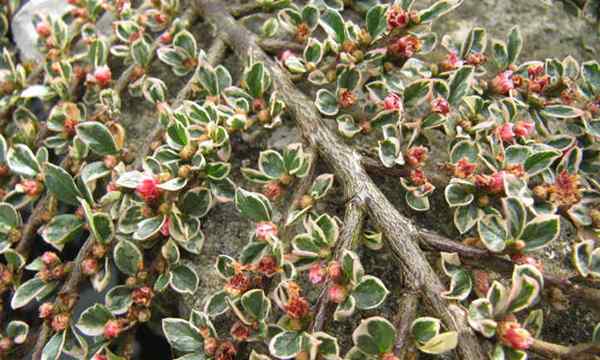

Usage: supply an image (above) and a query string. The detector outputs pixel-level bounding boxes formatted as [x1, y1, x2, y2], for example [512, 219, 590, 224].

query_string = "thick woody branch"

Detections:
[393, 292, 419, 359]
[311, 199, 366, 332]
[193, 1, 486, 358]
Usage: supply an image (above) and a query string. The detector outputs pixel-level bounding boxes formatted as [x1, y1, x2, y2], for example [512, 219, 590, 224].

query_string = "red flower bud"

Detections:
[136, 176, 161, 203]
[491, 71, 514, 95]
[132, 286, 153, 307]
[39, 302, 54, 319]
[51, 313, 69, 332]
[262, 181, 283, 200]
[338, 88, 357, 108]
[406, 146, 428, 167]
[387, 5, 409, 30]
[308, 263, 326, 284]
[159, 32, 172, 44]
[498, 321, 534, 350]
[431, 97, 450, 115]
[103, 320, 122, 339]
[160, 217, 170, 237]
[285, 296, 310, 320]
[514, 121, 534, 138]
[328, 261, 343, 282]
[328, 284, 347, 304]
[230, 321, 251, 341]
[94, 66, 112, 88]
[497, 122, 515, 143]
[41, 251, 59, 266]
[35, 22, 51, 38]
[81, 258, 98, 276]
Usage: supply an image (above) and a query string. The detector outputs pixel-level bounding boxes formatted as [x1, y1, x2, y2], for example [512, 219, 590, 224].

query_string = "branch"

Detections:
[393, 292, 419, 358]
[530, 338, 600, 360]
[192, 2, 486, 358]
[311, 198, 366, 332]
[418, 229, 600, 311]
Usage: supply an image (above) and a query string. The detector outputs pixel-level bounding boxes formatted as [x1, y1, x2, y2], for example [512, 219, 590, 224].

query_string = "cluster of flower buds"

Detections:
[497, 317, 534, 350]
[81, 242, 108, 277]
[37, 252, 70, 283]
[388, 35, 421, 59]
[474, 171, 505, 194]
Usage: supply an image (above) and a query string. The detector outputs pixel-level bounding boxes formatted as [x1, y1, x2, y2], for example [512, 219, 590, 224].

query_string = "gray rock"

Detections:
[11, 0, 73, 61]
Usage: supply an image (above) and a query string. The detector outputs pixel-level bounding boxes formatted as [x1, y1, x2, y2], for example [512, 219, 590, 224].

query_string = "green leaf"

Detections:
[76, 122, 119, 155]
[520, 215, 560, 252]
[45, 163, 82, 206]
[418, 331, 458, 354]
[181, 187, 213, 218]
[540, 105, 583, 119]
[506, 26, 522, 65]
[41, 331, 66, 360]
[259, 150, 286, 179]
[204, 290, 229, 317]
[235, 188, 272, 222]
[315, 89, 339, 116]
[448, 66, 474, 105]
[352, 275, 389, 310]
[403, 80, 430, 108]
[134, 216, 166, 241]
[352, 316, 396, 355]
[170, 264, 199, 294]
[444, 180, 475, 207]
[173, 30, 197, 59]
[11, 277, 49, 309]
[6, 320, 29, 344]
[7, 144, 41, 177]
[442, 270, 472, 301]
[269, 331, 303, 358]
[241, 289, 271, 321]
[77, 304, 113, 336]
[162, 318, 203, 353]
[113, 240, 142, 275]
[366, 4, 386, 40]
[478, 215, 508, 252]
[418, 0, 462, 23]
[582, 61, 600, 92]
[310, 173, 334, 199]
[453, 204, 480, 234]
[405, 191, 430, 212]
[507, 275, 540, 313]
[320, 9, 347, 44]
[246, 62, 266, 98]
[41, 214, 84, 250]
[502, 197, 526, 239]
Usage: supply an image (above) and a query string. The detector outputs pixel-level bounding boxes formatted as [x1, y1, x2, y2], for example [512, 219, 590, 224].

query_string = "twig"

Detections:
[530, 338, 600, 360]
[257, 38, 305, 54]
[193, 2, 486, 358]
[417, 229, 600, 311]
[393, 292, 419, 359]
[311, 198, 366, 332]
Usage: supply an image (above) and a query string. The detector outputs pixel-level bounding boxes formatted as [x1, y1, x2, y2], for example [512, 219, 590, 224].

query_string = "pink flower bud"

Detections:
[514, 121, 534, 138]
[454, 158, 477, 178]
[383, 92, 403, 111]
[41, 252, 59, 266]
[489, 171, 505, 194]
[328, 261, 343, 282]
[497, 123, 515, 143]
[262, 181, 283, 200]
[388, 35, 421, 58]
[39, 302, 54, 318]
[51, 313, 69, 332]
[498, 321, 534, 350]
[308, 263, 326, 284]
[279, 50, 294, 63]
[255, 221, 278, 241]
[81, 258, 98, 276]
[431, 97, 450, 115]
[103, 320, 122, 339]
[406, 146, 428, 167]
[491, 71, 514, 95]
[160, 217, 170, 237]
[35, 22, 51, 38]
[387, 5, 409, 30]
[328, 284, 348, 304]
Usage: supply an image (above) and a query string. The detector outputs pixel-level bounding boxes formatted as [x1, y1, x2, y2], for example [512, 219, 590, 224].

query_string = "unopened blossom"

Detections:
[409, 169, 427, 186]
[382, 354, 400, 360]
[383, 92, 403, 111]
[308, 263, 326, 284]
[454, 158, 477, 178]
[388, 35, 421, 58]
[230, 321, 251, 341]
[548, 170, 581, 208]
[440, 51, 463, 71]
[475, 172, 505, 194]
[51, 313, 69, 332]
[39, 302, 54, 318]
[159, 32, 172, 44]
[514, 121, 535, 138]
[498, 320, 534, 350]
[204, 337, 218, 355]
[225, 273, 251, 296]
[160, 217, 170, 237]
[35, 22, 51, 37]
[136, 176, 161, 202]
[431, 97, 450, 115]
[328, 284, 348, 304]
[103, 320, 122, 339]
[20, 179, 43, 196]
[262, 181, 283, 200]
[255, 221, 278, 241]
[81, 258, 98, 276]
[328, 260, 343, 281]
[132, 286, 153, 307]
[41, 251, 59, 266]
[285, 296, 310, 320]
[497, 122, 515, 142]
[491, 71, 514, 95]
[406, 146, 428, 167]
[215, 341, 237, 360]
[256, 255, 278, 277]
[528, 64, 544, 79]
[338, 88, 357, 108]
[465, 52, 487, 66]
[279, 50, 295, 63]
[387, 5, 409, 30]
[93, 66, 112, 88]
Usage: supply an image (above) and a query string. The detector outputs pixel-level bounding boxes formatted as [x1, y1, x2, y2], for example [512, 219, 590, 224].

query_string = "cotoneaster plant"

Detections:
[1, 0, 600, 359]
